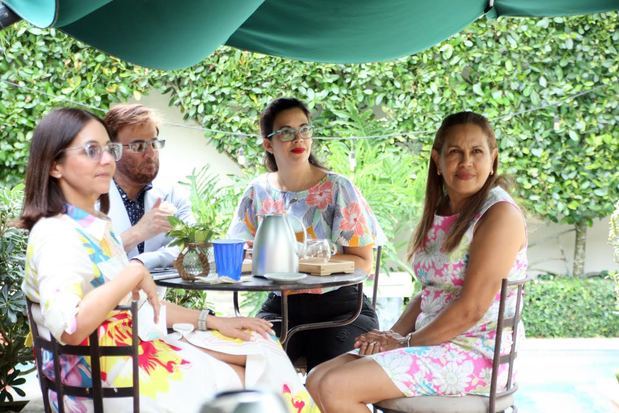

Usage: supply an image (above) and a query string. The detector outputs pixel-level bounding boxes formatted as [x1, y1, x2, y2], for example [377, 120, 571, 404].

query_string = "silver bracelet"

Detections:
[198, 309, 209, 331]
[406, 333, 413, 347]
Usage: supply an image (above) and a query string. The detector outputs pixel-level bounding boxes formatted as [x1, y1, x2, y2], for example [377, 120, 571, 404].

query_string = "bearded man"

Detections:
[104, 104, 194, 269]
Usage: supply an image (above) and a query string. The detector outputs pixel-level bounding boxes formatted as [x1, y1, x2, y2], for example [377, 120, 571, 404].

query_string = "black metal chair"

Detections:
[370, 245, 383, 309]
[374, 276, 529, 413]
[26, 299, 140, 413]
[289, 246, 382, 375]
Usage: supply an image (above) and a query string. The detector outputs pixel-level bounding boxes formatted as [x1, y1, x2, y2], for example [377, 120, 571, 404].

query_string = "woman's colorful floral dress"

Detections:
[367, 187, 527, 397]
[229, 172, 384, 368]
[228, 172, 386, 250]
[22, 205, 319, 413]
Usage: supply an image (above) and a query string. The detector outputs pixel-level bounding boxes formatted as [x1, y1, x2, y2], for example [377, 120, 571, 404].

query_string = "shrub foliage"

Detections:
[523, 276, 619, 337]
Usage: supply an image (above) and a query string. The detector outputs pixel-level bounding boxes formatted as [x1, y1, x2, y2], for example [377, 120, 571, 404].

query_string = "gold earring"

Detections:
[437, 169, 441, 176]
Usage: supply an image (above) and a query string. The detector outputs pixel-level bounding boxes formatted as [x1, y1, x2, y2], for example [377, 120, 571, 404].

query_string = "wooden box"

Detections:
[298, 259, 355, 276]
[240, 259, 354, 276]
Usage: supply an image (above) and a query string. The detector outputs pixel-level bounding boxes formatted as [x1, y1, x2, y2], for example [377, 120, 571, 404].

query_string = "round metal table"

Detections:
[155, 270, 368, 348]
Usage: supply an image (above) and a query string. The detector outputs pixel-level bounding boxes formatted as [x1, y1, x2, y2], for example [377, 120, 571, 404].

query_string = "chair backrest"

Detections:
[26, 300, 140, 413]
[370, 245, 383, 309]
[487, 276, 527, 413]
[374, 276, 529, 413]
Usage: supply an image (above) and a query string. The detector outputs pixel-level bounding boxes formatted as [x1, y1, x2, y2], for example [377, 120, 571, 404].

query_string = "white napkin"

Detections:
[194, 275, 242, 284]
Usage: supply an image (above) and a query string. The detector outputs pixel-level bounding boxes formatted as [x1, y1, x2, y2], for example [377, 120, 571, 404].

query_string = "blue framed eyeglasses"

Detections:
[267, 125, 313, 142]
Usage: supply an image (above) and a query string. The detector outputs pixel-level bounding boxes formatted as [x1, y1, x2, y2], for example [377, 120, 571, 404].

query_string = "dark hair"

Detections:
[408, 111, 509, 258]
[18, 108, 110, 230]
[259, 97, 326, 172]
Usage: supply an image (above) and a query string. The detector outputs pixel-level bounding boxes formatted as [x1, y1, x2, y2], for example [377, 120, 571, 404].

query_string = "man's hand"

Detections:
[208, 316, 274, 341]
[133, 198, 173, 241]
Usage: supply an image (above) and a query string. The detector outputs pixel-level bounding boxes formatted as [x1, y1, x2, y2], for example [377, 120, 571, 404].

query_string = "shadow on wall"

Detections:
[527, 216, 618, 276]
[127, 90, 242, 189]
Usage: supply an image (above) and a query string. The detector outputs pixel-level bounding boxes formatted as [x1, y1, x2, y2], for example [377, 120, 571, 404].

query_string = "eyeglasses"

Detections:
[121, 139, 166, 153]
[267, 125, 313, 142]
[62, 142, 123, 161]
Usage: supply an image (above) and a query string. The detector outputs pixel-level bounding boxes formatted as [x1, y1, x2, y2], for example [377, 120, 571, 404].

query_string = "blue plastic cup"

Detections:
[212, 239, 245, 280]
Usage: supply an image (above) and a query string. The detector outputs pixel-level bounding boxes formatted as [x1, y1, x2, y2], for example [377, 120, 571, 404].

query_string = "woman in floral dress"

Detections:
[20, 108, 318, 413]
[228, 97, 385, 370]
[307, 111, 527, 412]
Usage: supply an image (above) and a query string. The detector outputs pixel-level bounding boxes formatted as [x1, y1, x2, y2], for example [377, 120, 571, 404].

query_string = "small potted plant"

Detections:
[168, 216, 214, 280]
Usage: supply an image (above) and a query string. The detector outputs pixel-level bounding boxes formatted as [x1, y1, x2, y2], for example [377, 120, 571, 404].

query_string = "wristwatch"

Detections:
[197, 308, 216, 331]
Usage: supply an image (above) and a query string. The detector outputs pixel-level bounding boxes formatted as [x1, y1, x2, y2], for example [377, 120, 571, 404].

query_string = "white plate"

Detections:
[152, 273, 179, 281]
[150, 266, 175, 274]
[173, 323, 195, 336]
[165, 332, 182, 341]
[263, 272, 307, 282]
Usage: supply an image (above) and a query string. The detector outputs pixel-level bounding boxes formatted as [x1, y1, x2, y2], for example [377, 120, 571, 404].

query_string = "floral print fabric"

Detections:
[23, 205, 319, 412]
[368, 187, 527, 397]
[228, 172, 386, 249]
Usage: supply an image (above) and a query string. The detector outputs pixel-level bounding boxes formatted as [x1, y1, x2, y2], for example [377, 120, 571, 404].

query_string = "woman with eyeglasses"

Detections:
[228, 97, 385, 371]
[19, 108, 320, 412]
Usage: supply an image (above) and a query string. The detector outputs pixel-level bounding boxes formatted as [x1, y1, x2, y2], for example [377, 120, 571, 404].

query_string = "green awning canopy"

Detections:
[3, 0, 618, 70]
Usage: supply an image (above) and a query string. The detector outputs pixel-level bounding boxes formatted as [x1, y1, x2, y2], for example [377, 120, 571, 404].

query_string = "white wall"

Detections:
[527, 216, 618, 276]
[129, 91, 241, 188]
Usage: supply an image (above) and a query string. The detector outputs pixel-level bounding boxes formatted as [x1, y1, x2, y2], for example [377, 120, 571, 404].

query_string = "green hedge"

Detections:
[523, 276, 619, 337]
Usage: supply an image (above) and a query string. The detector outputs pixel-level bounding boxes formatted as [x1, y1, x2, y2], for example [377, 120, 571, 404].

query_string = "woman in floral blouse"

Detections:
[306, 112, 528, 412]
[20, 108, 319, 412]
[228, 97, 385, 370]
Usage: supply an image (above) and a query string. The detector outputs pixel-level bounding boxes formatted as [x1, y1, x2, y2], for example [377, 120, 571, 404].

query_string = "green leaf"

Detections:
[0, 15, 617, 281]
[568, 130, 579, 142]
[472, 83, 483, 96]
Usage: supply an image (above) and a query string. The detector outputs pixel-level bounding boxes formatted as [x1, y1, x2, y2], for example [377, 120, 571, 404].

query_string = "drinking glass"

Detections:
[303, 239, 337, 263]
[212, 239, 245, 280]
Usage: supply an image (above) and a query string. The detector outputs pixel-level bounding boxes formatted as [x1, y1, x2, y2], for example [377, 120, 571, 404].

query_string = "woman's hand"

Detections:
[209, 316, 274, 341]
[244, 240, 254, 259]
[354, 329, 388, 355]
[355, 329, 408, 355]
[129, 262, 161, 323]
[65, 261, 159, 345]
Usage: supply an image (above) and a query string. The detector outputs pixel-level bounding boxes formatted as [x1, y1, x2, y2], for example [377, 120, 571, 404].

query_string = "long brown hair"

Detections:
[259, 97, 326, 172]
[408, 111, 508, 259]
[18, 108, 110, 230]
